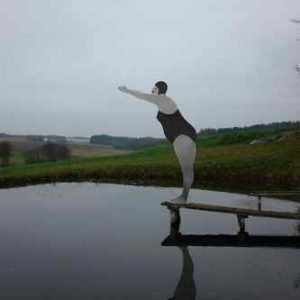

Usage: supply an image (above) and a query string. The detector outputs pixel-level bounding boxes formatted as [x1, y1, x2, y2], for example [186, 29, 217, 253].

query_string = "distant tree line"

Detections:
[198, 121, 300, 136]
[90, 135, 164, 150]
[0, 133, 13, 137]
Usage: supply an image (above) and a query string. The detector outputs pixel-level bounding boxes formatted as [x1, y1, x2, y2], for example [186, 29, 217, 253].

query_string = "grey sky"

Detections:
[1, 0, 299, 138]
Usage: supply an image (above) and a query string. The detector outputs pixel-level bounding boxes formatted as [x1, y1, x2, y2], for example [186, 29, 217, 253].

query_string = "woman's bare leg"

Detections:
[170, 134, 197, 203]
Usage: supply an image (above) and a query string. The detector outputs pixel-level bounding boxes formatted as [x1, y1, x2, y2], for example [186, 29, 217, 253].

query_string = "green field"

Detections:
[0, 130, 299, 191]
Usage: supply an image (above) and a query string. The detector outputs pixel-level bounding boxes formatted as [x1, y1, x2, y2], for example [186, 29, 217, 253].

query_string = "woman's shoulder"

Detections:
[157, 95, 178, 114]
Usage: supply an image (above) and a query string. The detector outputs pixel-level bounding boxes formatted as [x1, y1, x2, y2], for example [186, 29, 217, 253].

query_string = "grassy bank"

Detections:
[0, 132, 299, 190]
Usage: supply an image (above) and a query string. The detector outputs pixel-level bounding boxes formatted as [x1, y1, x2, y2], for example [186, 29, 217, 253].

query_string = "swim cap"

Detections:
[155, 81, 168, 94]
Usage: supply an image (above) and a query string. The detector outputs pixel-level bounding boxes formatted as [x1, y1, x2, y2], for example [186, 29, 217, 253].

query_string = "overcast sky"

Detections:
[1, 0, 299, 138]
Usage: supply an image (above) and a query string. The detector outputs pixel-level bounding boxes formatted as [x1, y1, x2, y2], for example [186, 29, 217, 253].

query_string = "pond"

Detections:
[0, 182, 299, 299]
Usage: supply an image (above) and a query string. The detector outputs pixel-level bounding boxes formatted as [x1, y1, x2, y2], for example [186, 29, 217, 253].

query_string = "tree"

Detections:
[25, 142, 71, 164]
[42, 142, 57, 160]
[41, 142, 71, 161]
[0, 141, 12, 167]
[291, 18, 300, 78]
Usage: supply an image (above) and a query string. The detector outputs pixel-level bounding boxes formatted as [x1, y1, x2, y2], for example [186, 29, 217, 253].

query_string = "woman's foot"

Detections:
[169, 195, 187, 204]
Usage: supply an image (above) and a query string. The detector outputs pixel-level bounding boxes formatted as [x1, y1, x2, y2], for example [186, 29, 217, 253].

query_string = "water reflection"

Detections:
[295, 274, 300, 289]
[297, 208, 300, 235]
[0, 183, 299, 299]
[169, 246, 196, 300]
[163, 207, 300, 299]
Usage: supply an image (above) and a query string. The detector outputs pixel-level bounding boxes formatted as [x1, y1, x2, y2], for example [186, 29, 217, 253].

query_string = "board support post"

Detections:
[237, 213, 248, 239]
[257, 195, 262, 211]
[169, 207, 181, 238]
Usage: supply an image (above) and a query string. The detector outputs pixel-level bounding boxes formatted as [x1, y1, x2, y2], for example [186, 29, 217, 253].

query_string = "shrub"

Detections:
[0, 141, 12, 167]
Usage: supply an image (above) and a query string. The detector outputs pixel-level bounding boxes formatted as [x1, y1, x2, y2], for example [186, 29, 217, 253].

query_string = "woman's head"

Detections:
[152, 81, 168, 95]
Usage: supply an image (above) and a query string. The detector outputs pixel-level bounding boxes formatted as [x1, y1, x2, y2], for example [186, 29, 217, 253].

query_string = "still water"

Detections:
[0, 182, 299, 299]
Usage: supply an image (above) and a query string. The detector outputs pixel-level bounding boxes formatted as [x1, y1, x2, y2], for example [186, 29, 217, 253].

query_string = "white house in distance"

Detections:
[66, 137, 90, 144]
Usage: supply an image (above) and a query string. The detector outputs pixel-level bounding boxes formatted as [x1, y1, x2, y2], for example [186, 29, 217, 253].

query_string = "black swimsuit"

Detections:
[156, 109, 197, 143]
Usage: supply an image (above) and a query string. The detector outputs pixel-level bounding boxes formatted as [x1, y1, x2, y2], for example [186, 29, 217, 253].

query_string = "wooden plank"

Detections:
[161, 201, 300, 220]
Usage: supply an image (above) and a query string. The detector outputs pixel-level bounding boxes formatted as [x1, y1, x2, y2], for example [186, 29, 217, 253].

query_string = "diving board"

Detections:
[161, 201, 300, 237]
[161, 202, 300, 220]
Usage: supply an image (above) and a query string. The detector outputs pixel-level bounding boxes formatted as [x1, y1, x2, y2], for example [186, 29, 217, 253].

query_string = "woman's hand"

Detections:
[118, 85, 128, 92]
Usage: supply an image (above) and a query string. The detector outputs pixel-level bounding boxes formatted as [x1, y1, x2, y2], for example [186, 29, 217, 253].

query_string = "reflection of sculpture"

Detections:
[167, 208, 196, 299]
[118, 81, 197, 203]
[294, 273, 300, 289]
[169, 246, 196, 300]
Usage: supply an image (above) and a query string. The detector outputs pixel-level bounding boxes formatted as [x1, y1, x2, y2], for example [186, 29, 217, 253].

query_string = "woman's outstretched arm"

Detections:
[118, 86, 158, 105]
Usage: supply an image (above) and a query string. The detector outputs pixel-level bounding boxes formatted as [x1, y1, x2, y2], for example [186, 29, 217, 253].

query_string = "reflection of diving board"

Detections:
[161, 234, 300, 248]
[161, 201, 300, 236]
